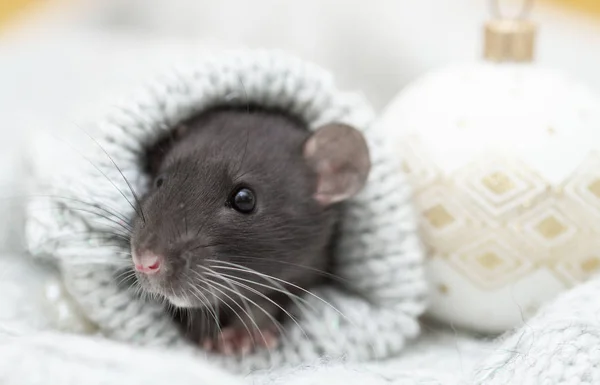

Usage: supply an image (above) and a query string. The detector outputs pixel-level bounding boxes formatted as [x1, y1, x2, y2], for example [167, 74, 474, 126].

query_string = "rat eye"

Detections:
[230, 187, 256, 213]
[154, 175, 165, 188]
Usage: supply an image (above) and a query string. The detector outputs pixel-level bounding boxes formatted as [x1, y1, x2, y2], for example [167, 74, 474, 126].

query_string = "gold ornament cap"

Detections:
[484, 18, 536, 62]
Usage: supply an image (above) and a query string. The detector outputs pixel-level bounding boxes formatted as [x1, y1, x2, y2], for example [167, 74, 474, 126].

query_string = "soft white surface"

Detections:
[3, 250, 600, 384]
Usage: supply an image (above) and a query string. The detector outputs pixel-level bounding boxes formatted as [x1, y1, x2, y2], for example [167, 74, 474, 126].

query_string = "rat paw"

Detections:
[201, 327, 279, 355]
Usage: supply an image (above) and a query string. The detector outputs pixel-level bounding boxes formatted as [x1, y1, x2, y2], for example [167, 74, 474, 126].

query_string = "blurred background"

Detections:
[0, 0, 598, 252]
[1, 0, 600, 118]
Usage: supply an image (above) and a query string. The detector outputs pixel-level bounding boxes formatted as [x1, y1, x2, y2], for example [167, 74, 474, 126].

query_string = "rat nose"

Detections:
[132, 252, 162, 275]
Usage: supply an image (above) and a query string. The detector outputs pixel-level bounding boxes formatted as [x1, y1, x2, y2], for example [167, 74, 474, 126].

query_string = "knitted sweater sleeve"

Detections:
[23, 50, 428, 373]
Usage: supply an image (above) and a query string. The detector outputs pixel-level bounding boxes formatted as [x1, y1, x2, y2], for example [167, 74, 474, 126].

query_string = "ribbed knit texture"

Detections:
[24, 50, 428, 372]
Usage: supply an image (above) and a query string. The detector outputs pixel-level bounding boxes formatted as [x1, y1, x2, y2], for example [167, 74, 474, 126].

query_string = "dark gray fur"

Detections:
[130, 107, 341, 339]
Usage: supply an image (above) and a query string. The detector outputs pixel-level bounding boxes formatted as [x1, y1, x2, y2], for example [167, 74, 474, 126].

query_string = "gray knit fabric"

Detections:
[24, 50, 427, 372]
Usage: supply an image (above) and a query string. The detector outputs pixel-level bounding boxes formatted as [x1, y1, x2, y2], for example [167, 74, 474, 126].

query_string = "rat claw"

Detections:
[203, 327, 280, 355]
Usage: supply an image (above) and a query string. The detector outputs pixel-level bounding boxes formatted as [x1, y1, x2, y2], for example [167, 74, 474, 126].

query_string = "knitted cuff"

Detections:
[25, 49, 427, 372]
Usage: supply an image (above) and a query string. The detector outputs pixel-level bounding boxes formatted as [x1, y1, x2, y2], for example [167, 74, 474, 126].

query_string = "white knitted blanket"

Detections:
[2, 249, 599, 384]
[23, 50, 427, 372]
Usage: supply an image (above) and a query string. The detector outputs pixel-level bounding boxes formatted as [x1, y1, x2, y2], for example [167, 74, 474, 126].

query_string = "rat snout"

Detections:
[132, 251, 162, 275]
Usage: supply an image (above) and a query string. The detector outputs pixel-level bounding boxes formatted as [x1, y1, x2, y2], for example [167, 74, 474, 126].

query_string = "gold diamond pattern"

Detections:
[481, 171, 516, 195]
[424, 204, 455, 229]
[454, 158, 547, 218]
[581, 257, 600, 273]
[587, 179, 600, 198]
[535, 216, 567, 239]
[401, 136, 600, 290]
[553, 249, 600, 285]
[513, 200, 578, 252]
[448, 235, 532, 288]
[563, 155, 600, 226]
[476, 252, 503, 270]
[437, 284, 449, 294]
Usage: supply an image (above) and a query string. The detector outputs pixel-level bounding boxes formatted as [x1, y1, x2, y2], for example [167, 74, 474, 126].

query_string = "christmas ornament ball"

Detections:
[378, 62, 600, 333]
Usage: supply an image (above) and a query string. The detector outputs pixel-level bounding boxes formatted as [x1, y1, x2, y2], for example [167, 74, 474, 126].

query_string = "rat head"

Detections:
[129, 108, 370, 308]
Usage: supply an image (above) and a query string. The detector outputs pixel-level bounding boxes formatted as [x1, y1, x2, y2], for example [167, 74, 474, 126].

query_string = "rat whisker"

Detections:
[113, 268, 133, 281]
[163, 291, 176, 317]
[50, 131, 144, 224]
[193, 278, 225, 343]
[31, 230, 130, 258]
[183, 273, 222, 335]
[229, 255, 346, 284]
[34, 230, 129, 249]
[113, 269, 136, 288]
[78, 128, 147, 225]
[194, 273, 254, 349]
[86, 230, 131, 242]
[185, 306, 193, 336]
[137, 285, 147, 303]
[212, 269, 317, 323]
[29, 205, 133, 235]
[198, 282, 254, 353]
[57, 228, 132, 243]
[6, 194, 133, 227]
[130, 281, 141, 300]
[111, 251, 132, 258]
[30, 241, 131, 266]
[206, 270, 307, 341]
[202, 278, 274, 353]
[166, 286, 192, 331]
[145, 290, 154, 304]
[61, 199, 132, 229]
[205, 277, 285, 346]
[209, 260, 350, 323]
[194, 269, 252, 328]
[186, 286, 223, 342]
[197, 268, 279, 350]
[211, 261, 379, 357]
[165, 285, 184, 327]
[33, 246, 130, 265]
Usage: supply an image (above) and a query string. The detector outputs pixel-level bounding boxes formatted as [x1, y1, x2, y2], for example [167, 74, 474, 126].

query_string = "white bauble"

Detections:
[379, 62, 600, 333]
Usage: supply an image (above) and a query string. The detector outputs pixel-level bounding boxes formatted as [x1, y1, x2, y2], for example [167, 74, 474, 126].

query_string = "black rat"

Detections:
[129, 106, 370, 355]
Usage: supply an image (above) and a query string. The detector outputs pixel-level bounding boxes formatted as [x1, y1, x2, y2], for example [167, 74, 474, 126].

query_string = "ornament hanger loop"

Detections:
[490, 0, 534, 20]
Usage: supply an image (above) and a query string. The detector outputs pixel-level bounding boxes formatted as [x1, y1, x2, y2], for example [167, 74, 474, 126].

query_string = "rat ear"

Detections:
[304, 123, 371, 206]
